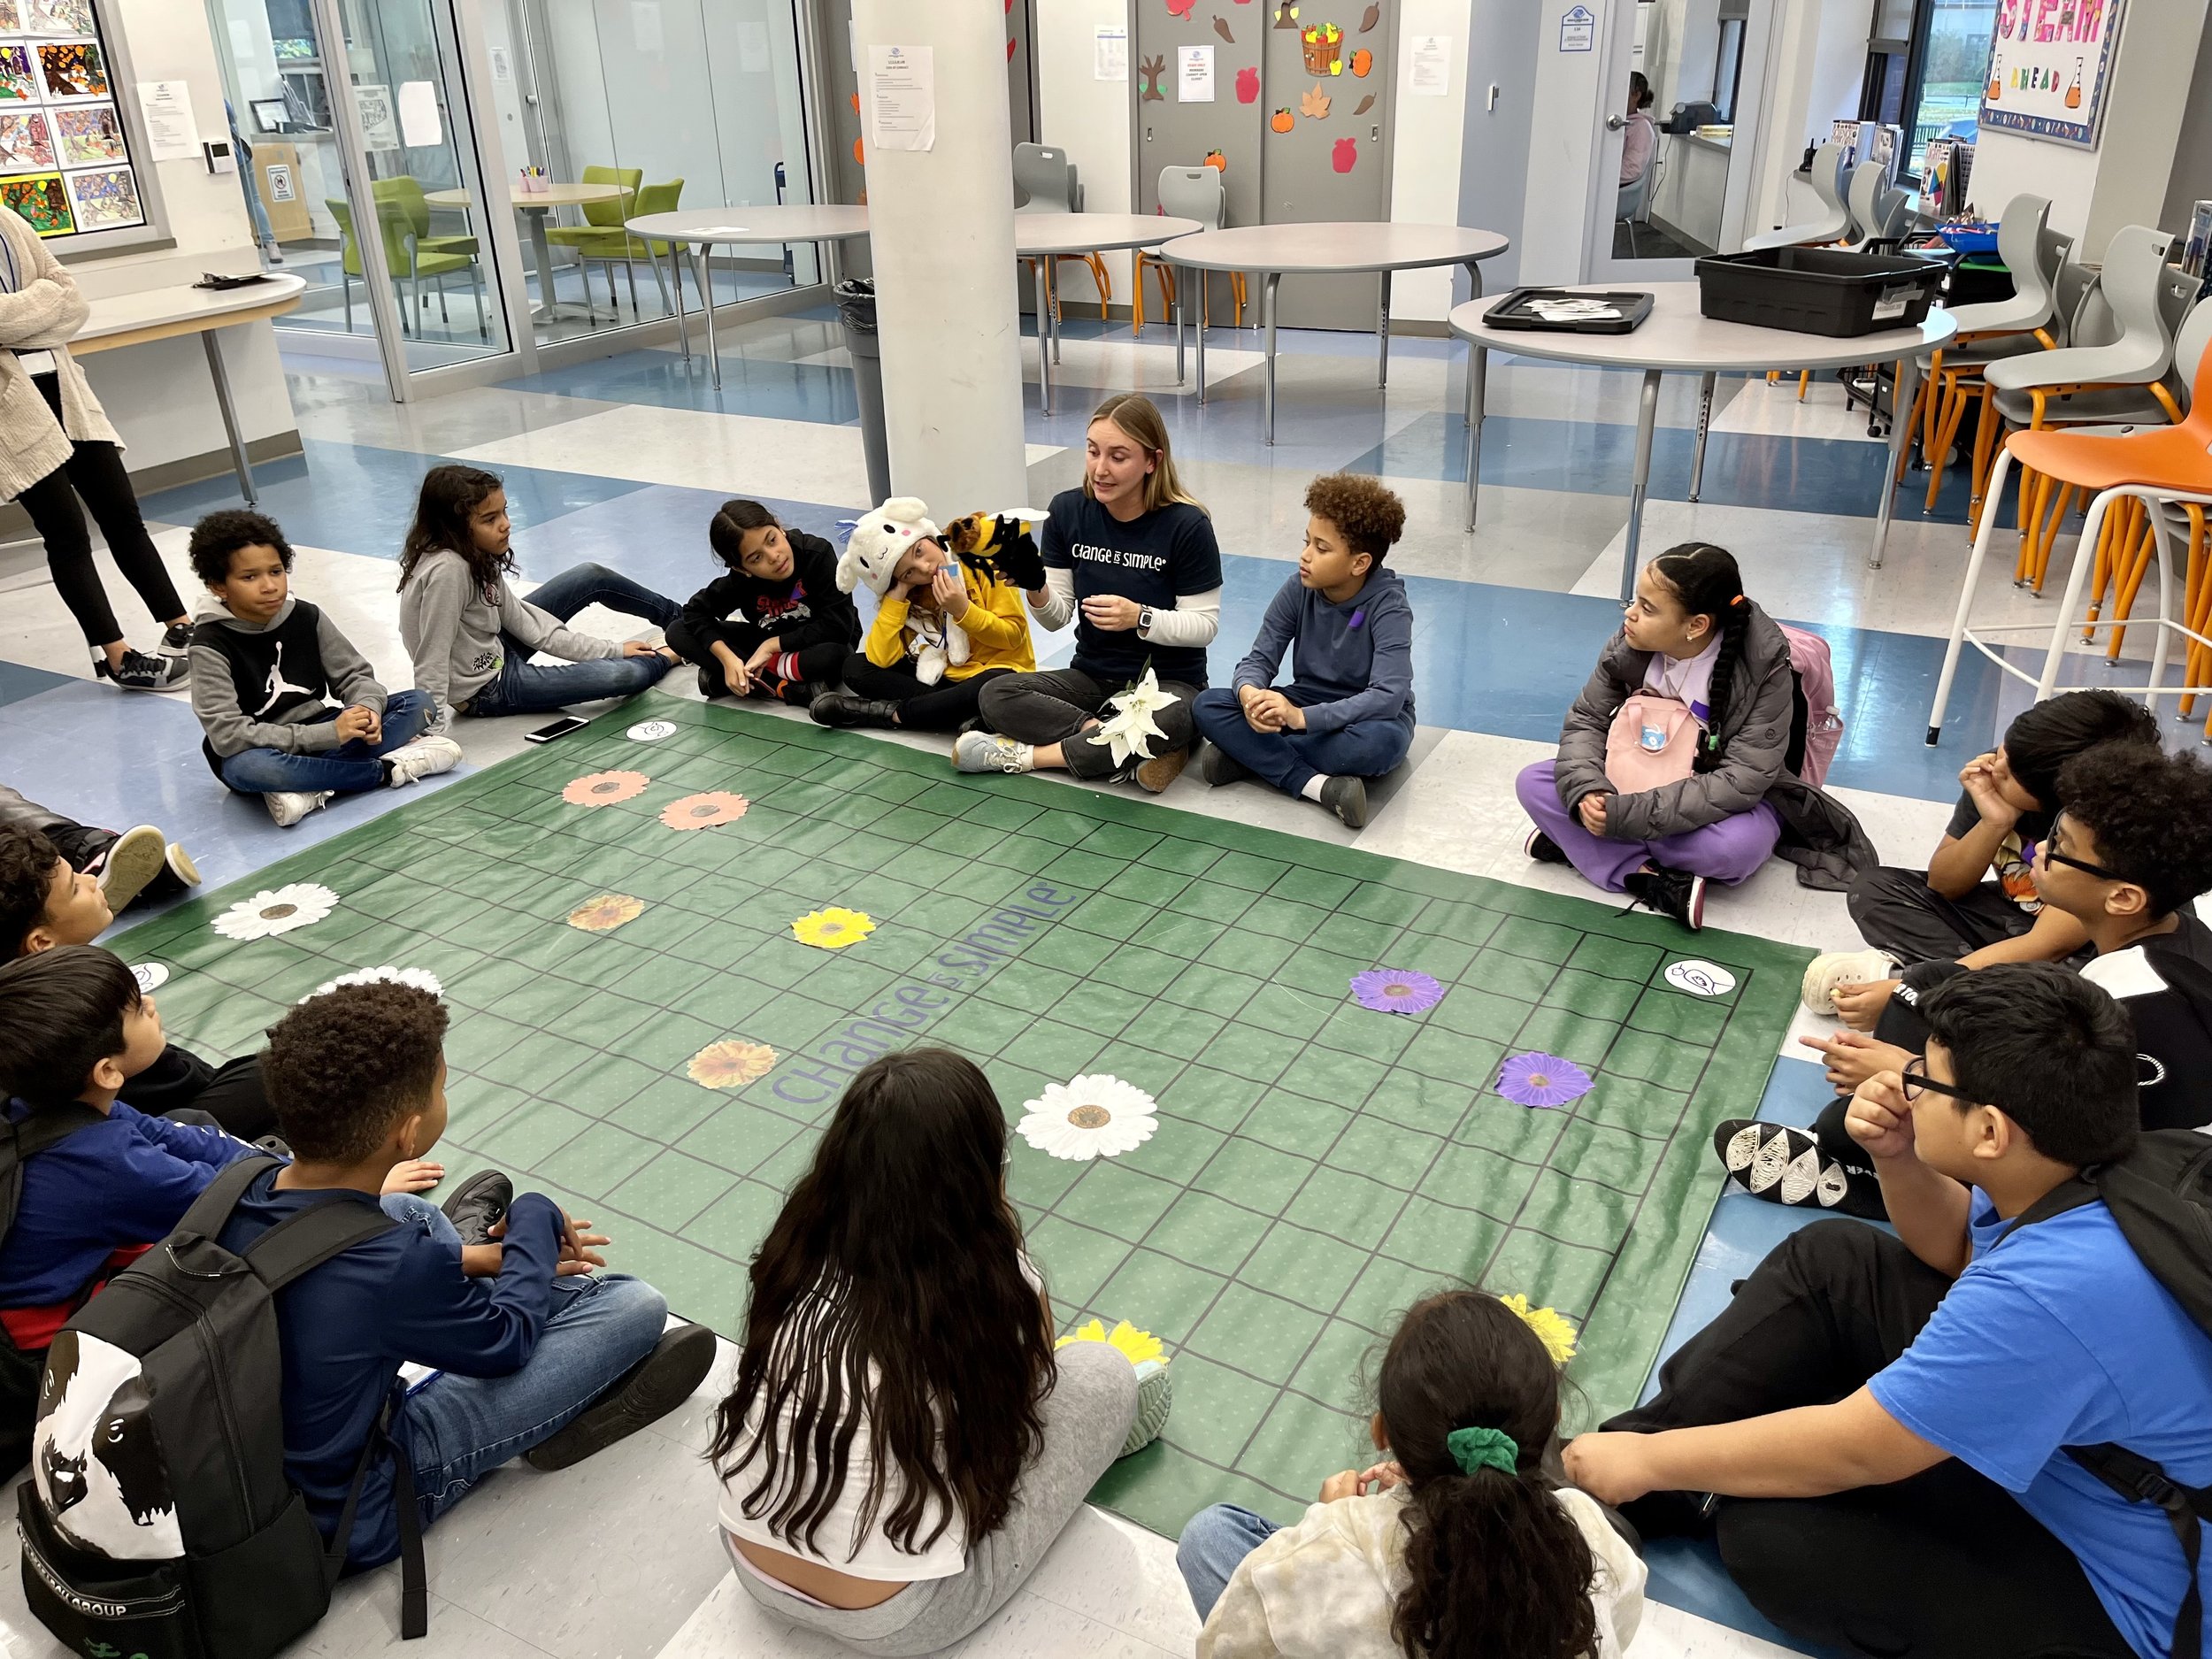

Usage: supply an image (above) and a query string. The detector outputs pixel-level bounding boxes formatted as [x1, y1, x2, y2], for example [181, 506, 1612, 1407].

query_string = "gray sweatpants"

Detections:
[733, 1341, 1139, 1655]
[979, 667, 1200, 780]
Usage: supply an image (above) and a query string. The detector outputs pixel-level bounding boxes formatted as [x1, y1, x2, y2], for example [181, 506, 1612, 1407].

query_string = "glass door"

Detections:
[204, 0, 517, 394]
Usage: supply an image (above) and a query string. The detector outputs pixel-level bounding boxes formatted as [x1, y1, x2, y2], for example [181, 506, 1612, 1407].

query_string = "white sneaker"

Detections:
[265, 790, 332, 827]
[954, 730, 1035, 774]
[385, 733, 464, 787]
[1800, 949, 1897, 1014]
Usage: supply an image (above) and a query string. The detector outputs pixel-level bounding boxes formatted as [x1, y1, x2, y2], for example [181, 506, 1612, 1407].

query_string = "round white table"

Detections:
[625, 205, 872, 387]
[1012, 211, 1201, 415]
[1160, 223, 1512, 443]
[1449, 281, 1958, 595]
[426, 181, 625, 324]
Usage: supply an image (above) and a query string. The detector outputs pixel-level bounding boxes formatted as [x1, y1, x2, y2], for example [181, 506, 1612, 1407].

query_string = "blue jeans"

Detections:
[383, 1187, 667, 1525]
[460, 562, 680, 719]
[219, 687, 435, 795]
[1177, 1503, 1280, 1621]
[1193, 687, 1414, 797]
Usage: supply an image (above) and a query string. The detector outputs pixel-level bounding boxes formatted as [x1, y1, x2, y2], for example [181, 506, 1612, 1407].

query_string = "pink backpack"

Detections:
[1780, 624, 1842, 787]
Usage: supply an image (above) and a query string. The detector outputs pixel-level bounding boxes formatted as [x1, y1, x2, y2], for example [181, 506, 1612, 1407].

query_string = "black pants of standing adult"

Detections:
[1606, 1218, 2131, 1658]
[16, 374, 184, 649]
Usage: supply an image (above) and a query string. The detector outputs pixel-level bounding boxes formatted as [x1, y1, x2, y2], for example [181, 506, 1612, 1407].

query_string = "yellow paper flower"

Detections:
[1056, 1318, 1168, 1371]
[792, 907, 876, 950]
[567, 893, 645, 933]
[687, 1039, 776, 1089]
[1499, 1293, 1579, 1366]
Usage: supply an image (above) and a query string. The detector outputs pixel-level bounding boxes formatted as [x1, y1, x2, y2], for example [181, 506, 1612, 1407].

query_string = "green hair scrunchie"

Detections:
[1445, 1425, 1520, 1478]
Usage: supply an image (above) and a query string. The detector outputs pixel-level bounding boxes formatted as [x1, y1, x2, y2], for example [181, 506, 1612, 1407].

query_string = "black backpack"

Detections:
[16, 1155, 428, 1659]
[0, 1102, 106, 1480]
[2014, 1129, 2212, 1659]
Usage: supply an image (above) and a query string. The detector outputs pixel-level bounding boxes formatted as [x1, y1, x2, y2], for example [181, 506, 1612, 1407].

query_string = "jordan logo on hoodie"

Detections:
[252, 640, 314, 718]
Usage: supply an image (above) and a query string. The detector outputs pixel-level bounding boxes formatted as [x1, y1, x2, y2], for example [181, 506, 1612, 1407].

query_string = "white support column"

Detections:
[852, 0, 1027, 512]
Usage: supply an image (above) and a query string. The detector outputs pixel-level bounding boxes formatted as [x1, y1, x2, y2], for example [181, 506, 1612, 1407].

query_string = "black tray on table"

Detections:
[1481, 287, 1654, 334]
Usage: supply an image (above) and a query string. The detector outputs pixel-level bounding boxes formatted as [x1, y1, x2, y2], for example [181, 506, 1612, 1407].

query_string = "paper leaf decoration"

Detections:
[793, 907, 876, 950]
[1300, 83, 1331, 119]
[1495, 1052, 1594, 1110]
[687, 1039, 776, 1089]
[1354, 91, 1375, 114]
[1349, 968, 1442, 1016]
[1663, 959, 1738, 997]
[1358, 0, 1380, 29]
[1212, 14, 1234, 42]
[1018, 1075, 1159, 1161]
[567, 893, 645, 933]
[660, 790, 749, 830]
[302, 965, 445, 1003]
[626, 719, 676, 741]
[563, 769, 649, 807]
[212, 883, 338, 941]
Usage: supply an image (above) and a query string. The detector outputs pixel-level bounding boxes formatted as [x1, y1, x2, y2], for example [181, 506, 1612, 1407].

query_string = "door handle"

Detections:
[1606, 113, 1626, 130]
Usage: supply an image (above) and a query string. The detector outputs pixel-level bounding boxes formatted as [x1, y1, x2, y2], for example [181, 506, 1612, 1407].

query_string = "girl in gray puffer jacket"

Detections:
[1514, 542, 1870, 930]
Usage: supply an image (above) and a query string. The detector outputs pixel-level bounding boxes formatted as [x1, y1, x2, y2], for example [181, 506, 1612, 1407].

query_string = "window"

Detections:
[1713, 15, 1746, 122]
[1863, 0, 2001, 180]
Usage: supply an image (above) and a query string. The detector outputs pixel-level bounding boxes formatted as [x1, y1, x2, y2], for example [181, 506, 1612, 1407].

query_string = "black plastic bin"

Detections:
[836, 279, 891, 506]
[1694, 247, 1947, 337]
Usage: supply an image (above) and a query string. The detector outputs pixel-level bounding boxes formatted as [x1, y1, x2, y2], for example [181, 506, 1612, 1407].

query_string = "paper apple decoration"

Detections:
[1332, 136, 1356, 172]
[1236, 65, 1260, 102]
[1271, 106, 1294, 133]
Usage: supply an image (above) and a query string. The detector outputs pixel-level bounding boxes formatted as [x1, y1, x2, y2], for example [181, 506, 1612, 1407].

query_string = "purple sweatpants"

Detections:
[1514, 760, 1783, 894]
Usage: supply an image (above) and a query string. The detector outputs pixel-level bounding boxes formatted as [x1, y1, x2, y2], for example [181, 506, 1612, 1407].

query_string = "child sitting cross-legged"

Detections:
[665, 499, 858, 706]
[188, 509, 460, 828]
[1179, 1288, 1646, 1657]
[712, 1049, 1168, 1654]
[224, 978, 716, 1571]
[1192, 473, 1415, 830]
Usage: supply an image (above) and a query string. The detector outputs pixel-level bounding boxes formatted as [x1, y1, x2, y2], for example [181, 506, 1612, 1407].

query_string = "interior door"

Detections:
[1259, 0, 1396, 329]
[1131, 0, 1262, 327]
[1458, 4, 1539, 294]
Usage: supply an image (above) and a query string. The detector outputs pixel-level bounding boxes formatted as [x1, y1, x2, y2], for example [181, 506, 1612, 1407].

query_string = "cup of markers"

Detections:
[520, 166, 549, 196]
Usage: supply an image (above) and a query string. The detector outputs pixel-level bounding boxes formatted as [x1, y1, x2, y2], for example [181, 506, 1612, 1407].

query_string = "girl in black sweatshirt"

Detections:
[665, 501, 860, 705]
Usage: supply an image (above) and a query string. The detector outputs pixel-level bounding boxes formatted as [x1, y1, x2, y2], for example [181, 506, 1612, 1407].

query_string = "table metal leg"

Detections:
[1034, 261, 1055, 416]
[695, 245, 721, 388]
[1688, 371, 1716, 502]
[1048, 263, 1063, 366]
[1377, 270, 1391, 389]
[1463, 342, 1486, 532]
[1619, 368, 1663, 602]
[1174, 266, 1187, 386]
[669, 246, 689, 366]
[1263, 273, 1280, 446]
[1869, 351, 1919, 570]
[526, 210, 560, 323]
[1194, 272, 1208, 404]
[202, 328, 257, 505]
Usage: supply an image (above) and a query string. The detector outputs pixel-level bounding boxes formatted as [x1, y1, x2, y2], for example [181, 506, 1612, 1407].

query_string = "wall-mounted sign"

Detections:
[1559, 4, 1594, 52]
[1978, 0, 2124, 150]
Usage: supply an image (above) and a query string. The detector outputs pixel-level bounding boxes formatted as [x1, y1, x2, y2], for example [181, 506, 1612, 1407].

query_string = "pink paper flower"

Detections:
[563, 769, 649, 806]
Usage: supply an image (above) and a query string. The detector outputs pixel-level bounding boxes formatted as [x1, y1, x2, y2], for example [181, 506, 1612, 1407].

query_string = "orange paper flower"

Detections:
[564, 769, 649, 807]
[661, 790, 749, 830]
[567, 893, 645, 933]
[688, 1039, 776, 1089]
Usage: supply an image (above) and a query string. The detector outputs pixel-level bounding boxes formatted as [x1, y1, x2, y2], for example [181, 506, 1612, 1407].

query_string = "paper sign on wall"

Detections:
[266, 161, 295, 203]
[134, 79, 197, 161]
[1978, 0, 2125, 150]
[737, 20, 772, 73]
[396, 81, 440, 148]
[1409, 35, 1450, 94]
[1095, 24, 1127, 81]
[353, 83, 399, 149]
[489, 46, 513, 81]
[1179, 42, 1215, 102]
[1559, 4, 1595, 51]
[866, 43, 934, 153]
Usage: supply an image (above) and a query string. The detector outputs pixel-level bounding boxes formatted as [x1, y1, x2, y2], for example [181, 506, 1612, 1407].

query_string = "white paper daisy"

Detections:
[211, 883, 339, 941]
[300, 966, 445, 1003]
[1018, 1074, 1159, 1162]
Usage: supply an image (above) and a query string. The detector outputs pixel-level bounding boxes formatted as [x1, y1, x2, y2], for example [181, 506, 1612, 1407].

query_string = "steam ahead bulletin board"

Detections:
[0, 0, 146, 239]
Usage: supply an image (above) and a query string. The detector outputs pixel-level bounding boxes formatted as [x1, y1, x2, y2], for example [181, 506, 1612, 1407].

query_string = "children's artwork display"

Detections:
[110, 694, 1812, 1537]
[0, 0, 142, 236]
[1980, 0, 2125, 148]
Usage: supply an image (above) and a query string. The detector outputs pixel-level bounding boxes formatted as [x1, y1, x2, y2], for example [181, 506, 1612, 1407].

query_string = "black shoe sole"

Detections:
[1200, 743, 1250, 787]
[526, 1322, 718, 1471]
[438, 1169, 512, 1248]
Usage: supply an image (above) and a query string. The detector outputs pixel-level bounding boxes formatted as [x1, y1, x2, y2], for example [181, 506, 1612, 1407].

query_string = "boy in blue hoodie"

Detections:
[1193, 473, 1415, 829]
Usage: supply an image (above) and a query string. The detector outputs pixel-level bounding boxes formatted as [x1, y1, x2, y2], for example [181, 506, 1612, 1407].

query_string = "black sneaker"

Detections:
[159, 621, 194, 657]
[1320, 775, 1369, 828]
[96, 649, 188, 692]
[1624, 864, 1706, 930]
[525, 1321, 718, 1471]
[695, 663, 723, 701]
[1524, 826, 1569, 865]
[440, 1169, 512, 1247]
[810, 691, 901, 729]
[1200, 742, 1250, 787]
[1714, 1120, 1886, 1219]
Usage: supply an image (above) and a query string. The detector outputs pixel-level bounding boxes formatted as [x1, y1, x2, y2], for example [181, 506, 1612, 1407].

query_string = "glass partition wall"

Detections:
[480, 0, 821, 349]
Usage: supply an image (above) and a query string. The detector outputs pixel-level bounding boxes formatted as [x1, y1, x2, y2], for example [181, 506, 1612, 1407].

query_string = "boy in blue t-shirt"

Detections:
[219, 978, 715, 1567]
[1566, 963, 2212, 1659]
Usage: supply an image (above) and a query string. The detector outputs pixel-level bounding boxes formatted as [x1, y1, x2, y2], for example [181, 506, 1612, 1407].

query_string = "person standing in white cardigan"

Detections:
[0, 204, 191, 691]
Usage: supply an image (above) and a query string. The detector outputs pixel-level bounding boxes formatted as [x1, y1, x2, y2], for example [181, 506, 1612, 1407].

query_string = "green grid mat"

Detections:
[110, 692, 1810, 1536]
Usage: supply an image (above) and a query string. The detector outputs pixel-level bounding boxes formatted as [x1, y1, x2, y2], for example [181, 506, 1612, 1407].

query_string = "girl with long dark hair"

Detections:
[396, 464, 681, 726]
[1515, 543, 1812, 930]
[664, 498, 858, 706]
[710, 1049, 1169, 1654]
[1178, 1291, 1645, 1659]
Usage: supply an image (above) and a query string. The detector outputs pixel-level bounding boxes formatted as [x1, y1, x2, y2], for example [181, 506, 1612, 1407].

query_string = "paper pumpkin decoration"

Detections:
[1271, 106, 1294, 132]
[1204, 149, 1227, 171]
[1332, 136, 1357, 172]
[1351, 47, 1372, 74]
[1300, 83, 1331, 119]
[1235, 65, 1259, 101]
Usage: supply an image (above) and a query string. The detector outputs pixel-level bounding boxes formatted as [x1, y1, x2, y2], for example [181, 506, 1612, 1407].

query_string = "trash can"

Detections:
[837, 279, 891, 507]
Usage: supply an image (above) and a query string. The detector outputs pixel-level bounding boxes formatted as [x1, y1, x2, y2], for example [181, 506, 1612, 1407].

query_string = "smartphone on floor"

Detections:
[526, 716, 590, 744]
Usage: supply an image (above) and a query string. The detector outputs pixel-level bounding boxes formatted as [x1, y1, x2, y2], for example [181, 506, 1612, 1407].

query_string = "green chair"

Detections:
[371, 175, 488, 340]
[538, 177, 687, 316]
[542, 165, 652, 313]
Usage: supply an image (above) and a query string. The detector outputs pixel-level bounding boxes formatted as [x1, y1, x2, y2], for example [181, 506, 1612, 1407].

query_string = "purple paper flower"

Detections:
[1350, 968, 1444, 1016]
[1495, 1052, 1595, 1110]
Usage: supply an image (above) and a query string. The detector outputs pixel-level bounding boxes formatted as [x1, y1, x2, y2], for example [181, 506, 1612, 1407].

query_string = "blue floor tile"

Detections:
[500, 352, 860, 424]
[0, 658, 75, 708]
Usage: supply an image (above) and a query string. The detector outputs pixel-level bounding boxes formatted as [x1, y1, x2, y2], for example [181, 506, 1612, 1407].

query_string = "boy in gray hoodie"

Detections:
[1193, 474, 1415, 829]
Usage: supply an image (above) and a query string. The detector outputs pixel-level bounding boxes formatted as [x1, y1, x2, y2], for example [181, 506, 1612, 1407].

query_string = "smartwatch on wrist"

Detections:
[1139, 605, 1156, 634]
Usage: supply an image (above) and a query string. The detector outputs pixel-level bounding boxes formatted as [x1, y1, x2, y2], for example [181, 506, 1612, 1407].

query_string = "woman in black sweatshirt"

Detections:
[665, 501, 859, 705]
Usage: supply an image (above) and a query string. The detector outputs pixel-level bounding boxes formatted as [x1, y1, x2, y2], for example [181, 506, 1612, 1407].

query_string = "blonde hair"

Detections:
[1083, 393, 1206, 517]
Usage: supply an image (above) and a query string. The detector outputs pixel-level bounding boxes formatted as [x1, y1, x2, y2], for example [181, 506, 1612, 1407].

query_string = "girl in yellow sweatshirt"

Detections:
[810, 509, 1037, 733]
